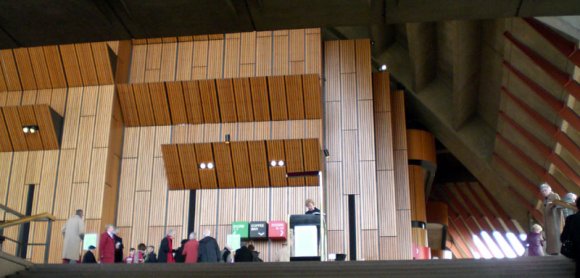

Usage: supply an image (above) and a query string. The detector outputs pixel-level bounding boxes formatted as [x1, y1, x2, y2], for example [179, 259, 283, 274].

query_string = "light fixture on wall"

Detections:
[225, 134, 231, 144]
[270, 160, 285, 167]
[199, 162, 215, 170]
[323, 149, 330, 157]
[22, 125, 39, 134]
[378, 64, 388, 72]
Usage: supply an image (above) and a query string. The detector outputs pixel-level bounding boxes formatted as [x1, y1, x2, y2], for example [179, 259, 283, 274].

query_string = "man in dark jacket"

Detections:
[234, 243, 254, 262]
[82, 245, 97, 263]
[113, 232, 124, 263]
[174, 239, 188, 263]
[158, 230, 176, 263]
[560, 197, 580, 278]
[198, 229, 220, 262]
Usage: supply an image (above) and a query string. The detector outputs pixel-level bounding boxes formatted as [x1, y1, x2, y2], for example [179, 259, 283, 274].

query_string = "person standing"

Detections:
[561, 197, 580, 278]
[305, 199, 321, 215]
[82, 245, 97, 263]
[525, 224, 545, 256]
[61, 209, 85, 264]
[221, 245, 234, 263]
[144, 246, 158, 263]
[540, 183, 564, 255]
[99, 225, 116, 263]
[234, 243, 253, 262]
[113, 230, 124, 263]
[182, 232, 199, 264]
[198, 229, 220, 263]
[158, 229, 176, 263]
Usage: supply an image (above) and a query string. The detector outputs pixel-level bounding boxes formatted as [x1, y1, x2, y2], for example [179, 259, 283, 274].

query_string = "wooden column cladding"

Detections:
[161, 139, 321, 190]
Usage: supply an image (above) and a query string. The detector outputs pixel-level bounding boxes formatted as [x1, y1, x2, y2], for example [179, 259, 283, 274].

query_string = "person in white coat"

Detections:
[62, 209, 85, 263]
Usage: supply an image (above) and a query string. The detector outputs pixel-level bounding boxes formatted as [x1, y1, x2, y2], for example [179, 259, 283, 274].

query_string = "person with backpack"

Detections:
[561, 196, 580, 277]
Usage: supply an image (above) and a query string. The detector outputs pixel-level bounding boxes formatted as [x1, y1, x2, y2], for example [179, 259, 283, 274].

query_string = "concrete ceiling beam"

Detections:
[451, 20, 482, 129]
[406, 22, 437, 92]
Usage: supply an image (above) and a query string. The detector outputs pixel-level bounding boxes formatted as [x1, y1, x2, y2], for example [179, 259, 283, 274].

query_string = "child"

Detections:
[136, 243, 146, 263]
[525, 224, 545, 256]
[145, 245, 158, 263]
[124, 248, 137, 264]
[82, 245, 97, 263]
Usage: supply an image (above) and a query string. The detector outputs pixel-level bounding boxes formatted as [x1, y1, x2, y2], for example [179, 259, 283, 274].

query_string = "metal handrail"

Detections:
[0, 205, 54, 264]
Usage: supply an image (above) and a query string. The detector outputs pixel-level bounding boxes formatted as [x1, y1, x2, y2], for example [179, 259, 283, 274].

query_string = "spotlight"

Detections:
[30, 127, 36, 134]
[207, 162, 214, 169]
[323, 149, 330, 157]
[200, 163, 207, 169]
[225, 134, 231, 144]
[22, 126, 29, 133]
[277, 160, 284, 167]
[379, 64, 388, 72]
[270, 160, 277, 167]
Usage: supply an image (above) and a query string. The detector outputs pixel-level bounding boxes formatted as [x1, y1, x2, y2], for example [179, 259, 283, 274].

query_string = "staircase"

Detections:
[9, 257, 575, 278]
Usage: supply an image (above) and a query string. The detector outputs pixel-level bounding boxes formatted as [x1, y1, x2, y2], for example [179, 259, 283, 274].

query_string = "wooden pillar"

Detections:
[427, 201, 449, 258]
[407, 129, 436, 259]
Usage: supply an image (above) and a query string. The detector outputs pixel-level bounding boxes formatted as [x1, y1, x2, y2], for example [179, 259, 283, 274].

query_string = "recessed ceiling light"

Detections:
[379, 64, 387, 72]
[30, 127, 36, 134]
[270, 160, 277, 167]
[200, 163, 207, 169]
[207, 162, 214, 169]
[277, 160, 284, 167]
[22, 126, 29, 133]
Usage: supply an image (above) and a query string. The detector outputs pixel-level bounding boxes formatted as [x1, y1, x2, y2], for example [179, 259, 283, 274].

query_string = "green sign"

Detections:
[232, 221, 249, 238]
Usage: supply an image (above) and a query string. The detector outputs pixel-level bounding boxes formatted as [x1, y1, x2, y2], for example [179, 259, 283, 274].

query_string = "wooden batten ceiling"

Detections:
[161, 138, 321, 190]
[117, 74, 322, 126]
[0, 104, 62, 152]
[0, 42, 114, 92]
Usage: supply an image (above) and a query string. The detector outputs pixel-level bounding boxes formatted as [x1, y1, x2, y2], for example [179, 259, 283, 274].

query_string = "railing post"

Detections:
[44, 220, 52, 264]
[16, 224, 23, 259]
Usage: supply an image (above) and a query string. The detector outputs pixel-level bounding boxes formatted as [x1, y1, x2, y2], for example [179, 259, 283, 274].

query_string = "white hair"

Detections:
[564, 193, 577, 202]
[203, 229, 211, 238]
[189, 232, 196, 240]
[166, 229, 175, 236]
[539, 183, 551, 191]
[531, 224, 543, 233]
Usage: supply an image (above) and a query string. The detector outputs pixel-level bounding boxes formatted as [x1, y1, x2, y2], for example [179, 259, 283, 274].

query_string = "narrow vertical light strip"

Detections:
[472, 234, 493, 259]
[492, 231, 517, 258]
[507, 232, 526, 256]
[481, 231, 505, 259]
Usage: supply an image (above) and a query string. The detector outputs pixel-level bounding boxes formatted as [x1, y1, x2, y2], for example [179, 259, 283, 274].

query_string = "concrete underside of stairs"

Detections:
[9, 257, 576, 278]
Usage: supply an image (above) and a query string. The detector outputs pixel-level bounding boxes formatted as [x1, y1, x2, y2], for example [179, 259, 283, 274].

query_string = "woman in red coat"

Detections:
[99, 225, 116, 263]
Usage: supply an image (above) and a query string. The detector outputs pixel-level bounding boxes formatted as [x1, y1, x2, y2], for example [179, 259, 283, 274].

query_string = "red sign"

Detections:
[268, 221, 287, 240]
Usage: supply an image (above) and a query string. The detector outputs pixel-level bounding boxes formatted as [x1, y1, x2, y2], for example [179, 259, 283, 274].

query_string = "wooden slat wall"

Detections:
[114, 30, 323, 261]
[323, 40, 412, 260]
[0, 84, 120, 263]
[0, 43, 114, 93]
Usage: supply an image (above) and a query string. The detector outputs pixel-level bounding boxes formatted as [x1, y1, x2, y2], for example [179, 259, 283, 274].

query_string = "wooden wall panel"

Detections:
[267, 140, 287, 187]
[165, 82, 188, 124]
[178, 144, 200, 190]
[91, 42, 114, 84]
[3, 106, 27, 151]
[248, 141, 269, 187]
[341, 73, 358, 130]
[75, 43, 99, 86]
[250, 77, 270, 121]
[285, 139, 305, 185]
[233, 78, 254, 121]
[198, 80, 220, 123]
[0, 111, 12, 151]
[59, 45, 83, 87]
[117, 84, 139, 126]
[133, 84, 155, 126]
[195, 143, 217, 189]
[213, 143, 235, 188]
[342, 130, 359, 194]
[0, 49, 22, 91]
[216, 79, 237, 122]
[17, 106, 43, 150]
[161, 145, 184, 190]
[160, 43, 177, 82]
[285, 75, 305, 120]
[182, 81, 204, 124]
[268, 76, 288, 121]
[73, 116, 95, 183]
[43, 46, 67, 88]
[150, 158, 168, 226]
[26, 52, 49, 89]
[148, 82, 171, 125]
[13, 48, 37, 90]
[231, 142, 252, 187]
[81, 86, 98, 116]
[136, 128, 155, 191]
[302, 138, 321, 185]
[303, 74, 322, 119]
[358, 100, 376, 161]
